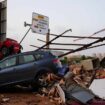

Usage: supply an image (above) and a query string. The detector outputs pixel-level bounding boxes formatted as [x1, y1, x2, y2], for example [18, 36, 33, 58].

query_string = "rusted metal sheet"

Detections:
[0, 0, 7, 42]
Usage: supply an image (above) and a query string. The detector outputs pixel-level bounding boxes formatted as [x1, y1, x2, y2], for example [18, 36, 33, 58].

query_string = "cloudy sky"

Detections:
[6, 0, 105, 56]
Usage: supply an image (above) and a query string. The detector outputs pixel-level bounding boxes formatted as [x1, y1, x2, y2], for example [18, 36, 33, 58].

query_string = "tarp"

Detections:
[65, 85, 95, 104]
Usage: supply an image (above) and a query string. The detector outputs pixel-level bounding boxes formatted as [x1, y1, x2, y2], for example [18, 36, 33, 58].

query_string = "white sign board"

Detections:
[89, 79, 105, 99]
[31, 12, 49, 35]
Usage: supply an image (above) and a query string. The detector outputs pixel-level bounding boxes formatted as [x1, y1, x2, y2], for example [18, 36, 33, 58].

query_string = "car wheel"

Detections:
[31, 71, 50, 89]
[1, 46, 10, 56]
[37, 72, 49, 87]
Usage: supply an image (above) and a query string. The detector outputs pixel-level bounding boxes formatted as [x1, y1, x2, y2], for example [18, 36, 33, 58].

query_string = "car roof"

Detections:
[0, 50, 50, 62]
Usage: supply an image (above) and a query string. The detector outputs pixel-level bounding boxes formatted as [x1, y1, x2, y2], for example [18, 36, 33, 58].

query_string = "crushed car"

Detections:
[0, 50, 63, 88]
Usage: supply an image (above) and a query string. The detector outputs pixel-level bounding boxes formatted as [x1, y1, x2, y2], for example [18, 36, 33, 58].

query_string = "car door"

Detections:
[0, 56, 17, 85]
[14, 54, 36, 82]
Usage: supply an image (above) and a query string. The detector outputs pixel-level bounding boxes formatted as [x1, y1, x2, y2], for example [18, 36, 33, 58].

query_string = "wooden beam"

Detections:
[50, 34, 101, 39]
[58, 37, 105, 57]
[38, 39, 86, 46]
[30, 45, 73, 51]
[35, 29, 72, 51]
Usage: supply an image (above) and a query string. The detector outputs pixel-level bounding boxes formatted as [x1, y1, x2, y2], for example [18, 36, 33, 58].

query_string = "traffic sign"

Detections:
[31, 12, 49, 35]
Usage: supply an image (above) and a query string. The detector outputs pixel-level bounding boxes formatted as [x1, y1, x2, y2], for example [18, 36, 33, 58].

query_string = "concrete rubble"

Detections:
[37, 64, 105, 105]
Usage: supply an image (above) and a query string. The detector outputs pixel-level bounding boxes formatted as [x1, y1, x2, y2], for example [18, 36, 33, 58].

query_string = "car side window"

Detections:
[0, 57, 16, 69]
[34, 53, 44, 60]
[19, 54, 35, 64]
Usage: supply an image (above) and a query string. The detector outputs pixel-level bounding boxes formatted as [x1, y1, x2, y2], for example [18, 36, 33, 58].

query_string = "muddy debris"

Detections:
[0, 65, 105, 105]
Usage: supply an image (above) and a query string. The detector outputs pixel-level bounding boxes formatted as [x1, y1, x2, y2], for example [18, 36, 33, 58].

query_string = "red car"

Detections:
[0, 38, 22, 60]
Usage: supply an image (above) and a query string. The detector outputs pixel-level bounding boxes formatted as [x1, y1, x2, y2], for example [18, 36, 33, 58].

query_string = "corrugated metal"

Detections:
[0, 0, 7, 42]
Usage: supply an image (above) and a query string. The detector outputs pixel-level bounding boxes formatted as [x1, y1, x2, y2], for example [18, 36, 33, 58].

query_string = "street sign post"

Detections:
[31, 12, 49, 35]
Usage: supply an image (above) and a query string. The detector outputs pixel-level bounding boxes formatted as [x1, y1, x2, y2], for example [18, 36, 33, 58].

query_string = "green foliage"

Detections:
[68, 55, 94, 64]
[60, 57, 68, 64]
[81, 55, 86, 60]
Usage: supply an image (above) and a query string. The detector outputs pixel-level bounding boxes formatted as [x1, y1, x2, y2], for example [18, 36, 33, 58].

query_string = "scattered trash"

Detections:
[0, 64, 105, 105]
[96, 70, 105, 79]
[52, 83, 65, 104]
[71, 91, 94, 104]
[38, 73, 65, 105]
[2, 97, 10, 102]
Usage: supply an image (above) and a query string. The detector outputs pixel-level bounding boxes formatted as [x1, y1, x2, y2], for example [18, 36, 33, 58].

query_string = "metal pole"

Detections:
[50, 34, 101, 39]
[37, 39, 86, 46]
[58, 37, 105, 58]
[30, 45, 73, 51]
[31, 43, 105, 51]
[19, 27, 31, 44]
[35, 29, 72, 51]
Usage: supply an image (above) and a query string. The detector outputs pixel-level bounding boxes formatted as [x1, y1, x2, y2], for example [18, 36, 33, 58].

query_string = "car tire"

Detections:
[31, 71, 50, 89]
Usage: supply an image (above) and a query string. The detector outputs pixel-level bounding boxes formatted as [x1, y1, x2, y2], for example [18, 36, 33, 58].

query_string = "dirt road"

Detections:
[0, 87, 56, 105]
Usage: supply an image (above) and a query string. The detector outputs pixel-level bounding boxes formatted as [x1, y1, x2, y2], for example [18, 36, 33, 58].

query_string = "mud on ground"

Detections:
[0, 86, 57, 105]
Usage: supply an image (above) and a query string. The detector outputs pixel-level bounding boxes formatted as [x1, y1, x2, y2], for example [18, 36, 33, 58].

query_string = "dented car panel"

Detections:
[0, 50, 63, 87]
